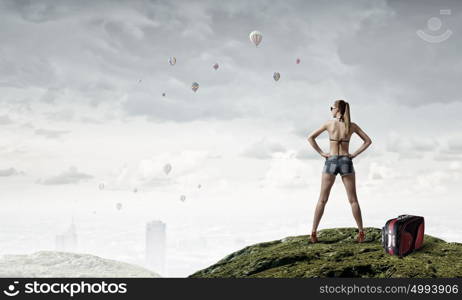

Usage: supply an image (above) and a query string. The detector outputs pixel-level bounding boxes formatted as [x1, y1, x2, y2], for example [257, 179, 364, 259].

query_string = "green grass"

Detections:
[188, 227, 462, 278]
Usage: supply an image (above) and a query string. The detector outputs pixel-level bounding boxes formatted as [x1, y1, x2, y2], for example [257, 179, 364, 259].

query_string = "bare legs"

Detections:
[311, 173, 336, 233]
[311, 172, 365, 242]
[341, 173, 364, 232]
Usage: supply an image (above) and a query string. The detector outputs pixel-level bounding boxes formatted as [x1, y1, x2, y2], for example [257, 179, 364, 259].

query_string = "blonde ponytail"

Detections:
[334, 99, 352, 139]
[344, 102, 351, 137]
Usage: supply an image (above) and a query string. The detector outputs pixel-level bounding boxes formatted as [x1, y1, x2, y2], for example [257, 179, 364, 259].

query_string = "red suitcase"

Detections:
[381, 214, 425, 258]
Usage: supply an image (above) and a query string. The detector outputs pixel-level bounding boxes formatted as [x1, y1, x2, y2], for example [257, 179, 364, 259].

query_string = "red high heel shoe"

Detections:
[310, 231, 318, 243]
[357, 230, 365, 243]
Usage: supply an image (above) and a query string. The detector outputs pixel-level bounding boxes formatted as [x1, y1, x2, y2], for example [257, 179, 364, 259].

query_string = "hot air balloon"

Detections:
[163, 163, 172, 175]
[98, 183, 105, 190]
[273, 72, 280, 81]
[180, 195, 186, 202]
[296, 58, 301, 64]
[249, 30, 263, 47]
[168, 57, 176, 66]
[162, 93, 166, 97]
[116, 203, 122, 210]
[191, 82, 200, 93]
[213, 63, 219, 70]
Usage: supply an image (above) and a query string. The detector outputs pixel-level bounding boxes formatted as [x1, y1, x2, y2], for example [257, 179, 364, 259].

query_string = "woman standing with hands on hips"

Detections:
[307, 100, 372, 243]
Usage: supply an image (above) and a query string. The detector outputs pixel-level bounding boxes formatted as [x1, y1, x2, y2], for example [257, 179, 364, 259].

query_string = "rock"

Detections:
[188, 227, 462, 278]
[0, 251, 160, 277]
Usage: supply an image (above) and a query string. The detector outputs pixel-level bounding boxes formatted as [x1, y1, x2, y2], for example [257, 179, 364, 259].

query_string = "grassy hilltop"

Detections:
[189, 227, 462, 278]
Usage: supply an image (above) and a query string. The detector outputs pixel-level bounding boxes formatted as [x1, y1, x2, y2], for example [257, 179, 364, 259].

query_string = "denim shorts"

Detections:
[322, 155, 355, 176]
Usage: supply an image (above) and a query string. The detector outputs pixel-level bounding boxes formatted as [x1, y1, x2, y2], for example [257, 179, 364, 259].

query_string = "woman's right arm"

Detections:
[307, 121, 330, 158]
[350, 123, 372, 158]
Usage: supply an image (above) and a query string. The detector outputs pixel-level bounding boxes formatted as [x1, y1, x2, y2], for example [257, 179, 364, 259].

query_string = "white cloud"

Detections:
[0, 115, 13, 125]
[415, 170, 455, 194]
[295, 147, 322, 160]
[0, 168, 23, 177]
[260, 150, 314, 188]
[34, 128, 70, 139]
[240, 137, 286, 160]
[102, 150, 213, 192]
[367, 161, 396, 181]
[38, 166, 93, 185]
[386, 131, 438, 153]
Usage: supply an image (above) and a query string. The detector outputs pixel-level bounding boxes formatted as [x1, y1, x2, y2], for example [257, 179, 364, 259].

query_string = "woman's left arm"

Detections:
[350, 123, 372, 158]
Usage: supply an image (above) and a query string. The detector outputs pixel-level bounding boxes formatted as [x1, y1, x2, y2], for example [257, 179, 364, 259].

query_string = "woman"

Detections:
[307, 100, 372, 243]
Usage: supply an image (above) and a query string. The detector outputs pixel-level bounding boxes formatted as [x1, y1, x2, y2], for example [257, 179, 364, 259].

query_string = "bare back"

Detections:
[326, 120, 354, 156]
[307, 119, 371, 158]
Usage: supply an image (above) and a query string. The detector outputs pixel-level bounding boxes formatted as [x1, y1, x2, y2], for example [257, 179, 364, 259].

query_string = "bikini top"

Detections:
[329, 138, 350, 155]
[329, 138, 350, 143]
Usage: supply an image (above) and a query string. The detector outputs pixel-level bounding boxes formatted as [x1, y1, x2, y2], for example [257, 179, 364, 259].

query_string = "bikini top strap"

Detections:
[329, 137, 350, 155]
[330, 138, 350, 143]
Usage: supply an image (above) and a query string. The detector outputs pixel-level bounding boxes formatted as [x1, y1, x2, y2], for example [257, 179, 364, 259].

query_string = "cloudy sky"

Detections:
[1, 0, 462, 269]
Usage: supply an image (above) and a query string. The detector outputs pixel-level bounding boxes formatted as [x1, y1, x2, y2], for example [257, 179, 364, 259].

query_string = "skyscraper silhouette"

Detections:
[145, 220, 166, 275]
